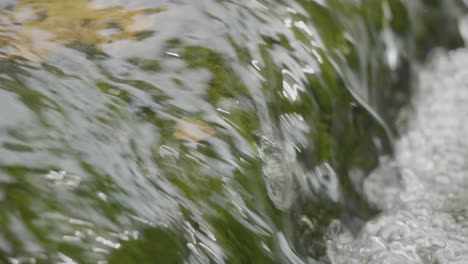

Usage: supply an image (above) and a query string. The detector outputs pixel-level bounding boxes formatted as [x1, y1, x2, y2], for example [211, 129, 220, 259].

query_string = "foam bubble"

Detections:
[328, 49, 468, 264]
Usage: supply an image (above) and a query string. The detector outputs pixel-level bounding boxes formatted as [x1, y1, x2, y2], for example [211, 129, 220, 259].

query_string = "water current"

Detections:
[0, 0, 466, 263]
[328, 48, 468, 264]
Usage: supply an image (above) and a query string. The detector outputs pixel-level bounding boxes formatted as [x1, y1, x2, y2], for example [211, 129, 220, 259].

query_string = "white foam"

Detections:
[328, 49, 468, 264]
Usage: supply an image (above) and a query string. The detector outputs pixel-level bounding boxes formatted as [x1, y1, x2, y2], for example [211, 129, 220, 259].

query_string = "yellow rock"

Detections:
[173, 117, 217, 143]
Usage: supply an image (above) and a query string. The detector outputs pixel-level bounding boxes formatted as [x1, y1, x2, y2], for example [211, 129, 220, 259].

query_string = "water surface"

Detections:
[0, 0, 465, 263]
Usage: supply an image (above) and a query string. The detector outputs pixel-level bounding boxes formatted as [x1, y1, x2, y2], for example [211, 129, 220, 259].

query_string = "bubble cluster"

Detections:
[328, 49, 468, 264]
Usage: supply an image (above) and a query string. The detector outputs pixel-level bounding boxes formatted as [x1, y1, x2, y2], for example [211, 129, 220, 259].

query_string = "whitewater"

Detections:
[328, 49, 468, 264]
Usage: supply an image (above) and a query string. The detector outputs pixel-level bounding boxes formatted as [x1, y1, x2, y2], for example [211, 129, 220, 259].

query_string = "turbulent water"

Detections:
[328, 49, 468, 264]
[0, 0, 467, 263]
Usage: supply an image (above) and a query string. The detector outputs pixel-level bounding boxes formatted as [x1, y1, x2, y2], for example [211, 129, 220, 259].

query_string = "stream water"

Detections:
[329, 47, 468, 264]
[0, 0, 466, 263]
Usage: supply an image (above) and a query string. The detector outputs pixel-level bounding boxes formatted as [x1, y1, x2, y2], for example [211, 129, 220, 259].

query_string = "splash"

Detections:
[328, 49, 468, 264]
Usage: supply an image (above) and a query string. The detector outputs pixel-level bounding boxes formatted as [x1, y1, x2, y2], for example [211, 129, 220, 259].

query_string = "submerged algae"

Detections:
[0, 0, 465, 263]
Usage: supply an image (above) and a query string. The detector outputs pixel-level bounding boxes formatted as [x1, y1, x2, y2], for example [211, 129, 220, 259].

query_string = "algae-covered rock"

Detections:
[0, 0, 465, 263]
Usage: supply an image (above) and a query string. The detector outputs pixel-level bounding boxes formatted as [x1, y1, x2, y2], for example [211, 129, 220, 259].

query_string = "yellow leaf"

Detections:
[173, 117, 217, 143]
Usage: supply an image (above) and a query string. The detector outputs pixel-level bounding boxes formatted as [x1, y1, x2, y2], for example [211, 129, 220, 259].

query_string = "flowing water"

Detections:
[328, 48, 468, 264]
[0, 0, 466, 263]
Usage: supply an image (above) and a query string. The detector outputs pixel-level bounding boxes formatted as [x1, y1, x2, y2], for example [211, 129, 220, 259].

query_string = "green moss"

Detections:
[65, 41, 104, 57]
[134, 30, 155, 40]
[108, 227, 188, 264]
[0, 0, 465, 262]
[96, 80, 132, 103]
[166, 38, 182, 48]
[181, 46, 249, 104]
[210, 207, 275, 264]
[127, 57, 162, 72]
